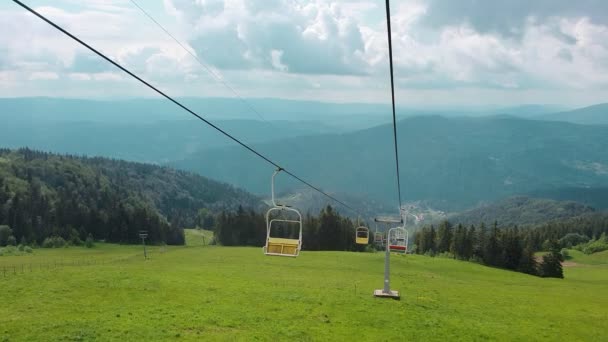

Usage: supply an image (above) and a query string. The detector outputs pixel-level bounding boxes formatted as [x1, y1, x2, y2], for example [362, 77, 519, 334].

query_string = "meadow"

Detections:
[0, 236, 606, 341]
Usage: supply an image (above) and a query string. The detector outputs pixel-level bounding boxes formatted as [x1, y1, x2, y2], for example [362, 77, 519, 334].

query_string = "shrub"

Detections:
[541, 239, 553, 251]
[6, 235, 17, 246]
[0, 225, 12, 246]
[85, 234, 94, 248]
[18, 244, 24, 252]
[69, 229, 83, 246]
[364, 244, 377, 253]
[24, 246, 33, 253]
[42, 236, 67, 248]
[436, 251, 453, 259]
[560, 248, 570, 260]
[575, 233, 608, 255]
[559, 233, 589, 248]
[0, 245, 19, 256]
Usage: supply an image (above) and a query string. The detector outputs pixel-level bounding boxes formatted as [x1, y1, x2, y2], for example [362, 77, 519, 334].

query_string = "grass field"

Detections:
[184, 229, 214, 247]
[1, 244, 606, 341]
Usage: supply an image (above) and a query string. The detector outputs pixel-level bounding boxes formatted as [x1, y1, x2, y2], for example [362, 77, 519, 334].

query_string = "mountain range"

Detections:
[173, 115, 608, 210]
[448, 196, 596, 227]
[2, 97, 608, 212]
[540, 103, 608, 125]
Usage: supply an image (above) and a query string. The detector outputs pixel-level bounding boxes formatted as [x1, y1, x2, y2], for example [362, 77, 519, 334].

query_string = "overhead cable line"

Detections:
[384, 0, 403, 212]
[128, 0, 322, 183]
[127, 0, 273, 126]
[128, 0, 354, 212]
[12, 0, 358, 214]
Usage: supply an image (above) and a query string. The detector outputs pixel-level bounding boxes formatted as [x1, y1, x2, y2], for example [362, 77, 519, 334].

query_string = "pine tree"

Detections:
[427, 225, 437, 255]
[474, 222, 486, 260]
[464, 225, 475, 260]
[539, 252, 564, 278]
[436, 220, 453, 253]
[484, 221, 501, 266]
[517, 246, 538, 275]
[502, 227, 523, 270]
[452, 224, 466, 259]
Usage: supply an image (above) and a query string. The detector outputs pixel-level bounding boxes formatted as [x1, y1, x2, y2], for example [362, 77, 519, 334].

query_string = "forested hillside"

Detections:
[174, 115, 608, 210]
[4, 99, 608, 212]
[448, 196, 595, 227]
[0, 148, 262, 245]
[416, 212, 608, 278]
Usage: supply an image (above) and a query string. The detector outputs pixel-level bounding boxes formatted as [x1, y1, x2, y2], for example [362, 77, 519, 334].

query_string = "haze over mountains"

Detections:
[540, 103, 608, 125]
[448, 196, 596, 227]
[1, 97, 607, 212]
[174, 115, 608, 210]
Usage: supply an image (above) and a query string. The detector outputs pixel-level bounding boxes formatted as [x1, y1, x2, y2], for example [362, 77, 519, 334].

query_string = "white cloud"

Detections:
[92, 72, 123, 81]
[28, 71, 60, 80]
[1, 0, 608, 106]
[168, 0, 369, 75]
[270, 49, 287, 72]
[68, 73, 92, 81]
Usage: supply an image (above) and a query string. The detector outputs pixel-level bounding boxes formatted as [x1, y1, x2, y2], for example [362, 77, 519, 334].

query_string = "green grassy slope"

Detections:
[184, 229, 214, 247]
[1, 245, 606, 341]
[567, 249, 608, 266]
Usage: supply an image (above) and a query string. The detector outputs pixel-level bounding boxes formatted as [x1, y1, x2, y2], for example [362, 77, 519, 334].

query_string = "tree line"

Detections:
[211, 202, 608, 279]
[415, 213, 608, 278]
[214, 205, 367, 252]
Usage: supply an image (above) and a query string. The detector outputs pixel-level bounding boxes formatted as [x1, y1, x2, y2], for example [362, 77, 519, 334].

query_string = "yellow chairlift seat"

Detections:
[356, 226, 369, 245]
[265, 237, 300, 257]
[264, 214, 302, 257]
[263, 169, 303, 257]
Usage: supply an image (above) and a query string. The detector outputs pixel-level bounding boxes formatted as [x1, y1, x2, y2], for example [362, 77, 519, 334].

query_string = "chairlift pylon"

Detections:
[263, 168, 303, 257]
[373, 210, 408, 299]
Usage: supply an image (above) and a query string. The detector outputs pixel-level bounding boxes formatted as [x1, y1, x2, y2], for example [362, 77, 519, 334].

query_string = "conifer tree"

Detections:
[436, 220, 453, 253]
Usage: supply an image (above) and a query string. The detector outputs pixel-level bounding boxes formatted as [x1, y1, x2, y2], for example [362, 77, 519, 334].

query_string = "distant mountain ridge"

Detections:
[540, 103, 608, 125]
[173, 115, 608, 211]
[0, 97, 389, 129]
[0, 118, 335, 163]
[3, 97, 608, 213]
[448, 196, 595, 227]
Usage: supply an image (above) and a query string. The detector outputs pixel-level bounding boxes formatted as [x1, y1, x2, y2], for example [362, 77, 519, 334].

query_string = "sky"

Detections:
[1, 0, 608, 107]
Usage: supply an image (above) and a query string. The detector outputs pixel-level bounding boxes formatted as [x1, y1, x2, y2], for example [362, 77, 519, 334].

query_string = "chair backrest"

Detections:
[264, 168, 304, 256]
[265, 206, 303, 256]
[388, 226, 408, 251]
[356, 226, 369, 237]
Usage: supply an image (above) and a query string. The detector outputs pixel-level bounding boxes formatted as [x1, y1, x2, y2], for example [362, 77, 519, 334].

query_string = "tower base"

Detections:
[373, 289, 400, 299]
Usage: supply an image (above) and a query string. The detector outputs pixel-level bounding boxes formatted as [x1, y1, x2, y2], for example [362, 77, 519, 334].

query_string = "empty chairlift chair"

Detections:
[388, 226, 408, 254]
[264, 169, 303, 257]
[373, 224, 384, 246]
[355, 226, 369, 245]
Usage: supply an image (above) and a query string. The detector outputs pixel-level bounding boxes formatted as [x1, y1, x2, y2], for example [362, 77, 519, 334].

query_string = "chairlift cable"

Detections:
[127, 0, 337, 208]
[384, 0, 403, 211]
[127, 0, 277, 127]
[12, 0, 359, 215]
